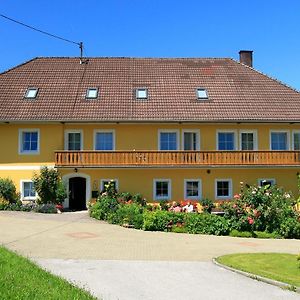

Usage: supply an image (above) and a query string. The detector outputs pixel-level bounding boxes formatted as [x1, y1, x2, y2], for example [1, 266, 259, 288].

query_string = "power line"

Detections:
[0, 13, 83, 56]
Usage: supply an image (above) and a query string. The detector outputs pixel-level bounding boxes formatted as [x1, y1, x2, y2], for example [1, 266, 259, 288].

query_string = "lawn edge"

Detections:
[212, 257, 300, 294]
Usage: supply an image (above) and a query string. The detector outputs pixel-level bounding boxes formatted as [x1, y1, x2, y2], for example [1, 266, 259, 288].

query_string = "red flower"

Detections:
[247, 216, 254, 225]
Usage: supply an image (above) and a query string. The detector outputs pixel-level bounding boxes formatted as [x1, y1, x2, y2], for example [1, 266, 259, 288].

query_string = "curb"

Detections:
[212, 258, 300, 294]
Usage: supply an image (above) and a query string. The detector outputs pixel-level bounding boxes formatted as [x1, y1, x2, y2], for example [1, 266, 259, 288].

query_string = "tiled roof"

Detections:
[1, 57, 300, 122]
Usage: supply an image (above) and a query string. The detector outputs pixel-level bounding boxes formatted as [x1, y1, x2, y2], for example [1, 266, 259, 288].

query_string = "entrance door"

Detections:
[69, 177, 86, 210]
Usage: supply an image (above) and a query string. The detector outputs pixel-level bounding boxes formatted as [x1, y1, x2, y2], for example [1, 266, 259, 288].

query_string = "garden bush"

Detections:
[89, 195, 119, 220]
[0, 178, 19, 203]
[113, 203, 144, 229]
[184, 213, 230, 235]
[143, 210, 173, 231]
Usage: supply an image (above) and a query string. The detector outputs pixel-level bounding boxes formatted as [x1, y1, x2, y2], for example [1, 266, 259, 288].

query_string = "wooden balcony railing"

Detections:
[54, 151, 300, 167]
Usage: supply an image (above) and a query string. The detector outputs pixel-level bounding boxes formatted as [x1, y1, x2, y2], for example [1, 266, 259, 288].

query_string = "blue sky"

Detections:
[1, 0, 300, 90]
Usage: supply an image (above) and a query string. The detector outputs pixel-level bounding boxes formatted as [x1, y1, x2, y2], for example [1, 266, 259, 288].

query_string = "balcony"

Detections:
[55, 150, 300, 168]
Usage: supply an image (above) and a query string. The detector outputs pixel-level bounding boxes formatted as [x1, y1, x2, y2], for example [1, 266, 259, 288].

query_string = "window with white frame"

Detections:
[182, 130, 200, 150]
[258, 178, 276, 187]
[159, 131, 178, 150]
[100, 179, 118, 193]
[154, 179, 171, 200]
[86, 88, 98, 99]
[136, 88, 148, 99]
[240, 131, 257, 150]
[19, 129, 40, 154]
[94, 131, 114, 150]
[65, 131, 82, 150]
[184, 179, 201, 200]
[21, 180, 36, 200]
[215, 179, 232, 199]
[270, 131, 289, 150]
[217, 131, 236, 150]
[292, 131, 300, 150]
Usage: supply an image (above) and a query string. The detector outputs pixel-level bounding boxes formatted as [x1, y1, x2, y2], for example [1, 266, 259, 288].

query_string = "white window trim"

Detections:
[292, 130, 300, 150]
[182, 129, 200, 150]
[20, 180, 37, 201]
[18, 128, 40, 155]
[93, 129, 116, 150]
[269, 130, 290, 150]
[215, 178, 232, 200]
[258, 178, 276, 187]
[239, 130, 258, 150]
[153, 179, 171, 201]
[100, 179, 119, 192]
[216, 130, 238, 150]
[158, 130, 180, 151]
[64, 130, 83, 150]
[184, 179, 202, 200]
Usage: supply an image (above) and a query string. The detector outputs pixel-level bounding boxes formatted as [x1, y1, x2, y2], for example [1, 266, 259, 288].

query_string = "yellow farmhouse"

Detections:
[1, 51, 300, 210]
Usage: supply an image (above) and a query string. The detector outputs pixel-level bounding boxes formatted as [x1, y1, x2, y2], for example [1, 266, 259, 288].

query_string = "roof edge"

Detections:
[0, 57, 39, 75]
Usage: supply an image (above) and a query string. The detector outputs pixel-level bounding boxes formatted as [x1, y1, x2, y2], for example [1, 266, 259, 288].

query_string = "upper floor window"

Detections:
[20, 180, 37, 201]
[159, 131, 179, 150]
[19, 129, 40, 154]
[270, 131, 289, 150]
[94, 131, 115, 150]
[217, 131, 236, 150]
[240, 131, 257, 150]
[182, 130, 200, 150]
[292, 131, 300, 150]
[25, 88, 38, 99]
[86, 88, 98, 99]
[196, 88, 208, 100]
[65, 130, 82, 150]
[136, 89, 148, 99]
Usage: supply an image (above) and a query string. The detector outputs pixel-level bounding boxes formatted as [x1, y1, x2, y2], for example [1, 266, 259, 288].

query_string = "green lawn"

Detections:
[217, 253, 300, 288]
[0, 246, 97, 300]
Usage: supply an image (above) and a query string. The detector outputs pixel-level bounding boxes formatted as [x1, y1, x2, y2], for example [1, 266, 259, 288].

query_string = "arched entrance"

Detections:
[69, 177, 86, 210]
[62, 173, 91, 210]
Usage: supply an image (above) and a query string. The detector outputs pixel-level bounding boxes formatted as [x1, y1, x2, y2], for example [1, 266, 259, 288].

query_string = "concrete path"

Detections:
[1, 211, 300, 299]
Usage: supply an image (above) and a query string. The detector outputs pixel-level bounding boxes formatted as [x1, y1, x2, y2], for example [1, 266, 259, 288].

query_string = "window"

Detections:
[136, 89, 148, 99]
[25, 88, 38, 99]
[182, 130, 200, 150]
[65, 130, 82, 150]
[100, 179, 118, 193]
[215, 179, 232, 199]
[196, 88, 208, 99]
[240, 131, 257, 150]
[270, 131, 289, 150]
[19, 129, 40, 154]
[20, 180, 36, 200]
[159, 131, 179, 150]
[184, 179, 201, 200]
[292, 131, 300, 150]
[154, 179, 171, 200]
[217, 131, 236, 150]
[86, 88, 98, 99]
[258, 178, 276, 187]
[94, 131, 114, 150]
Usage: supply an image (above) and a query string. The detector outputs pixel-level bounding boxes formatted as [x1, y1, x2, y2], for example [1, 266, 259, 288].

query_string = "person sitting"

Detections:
[182, 201, 194, 213]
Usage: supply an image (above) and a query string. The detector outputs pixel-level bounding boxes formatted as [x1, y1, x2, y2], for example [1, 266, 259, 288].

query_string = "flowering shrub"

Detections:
[221, 182, 300, 237]
[0, 178, 19, 203]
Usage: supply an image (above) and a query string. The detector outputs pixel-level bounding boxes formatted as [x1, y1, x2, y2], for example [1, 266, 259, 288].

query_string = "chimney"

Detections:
[239, 50, 253, 67]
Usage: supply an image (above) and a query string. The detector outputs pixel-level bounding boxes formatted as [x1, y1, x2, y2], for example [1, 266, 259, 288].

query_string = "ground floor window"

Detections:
[184, 179, 201, 200]
[258, 178, 276, 187]
[153, 179, 171, 200]
[100, 179, 118, 193]
[215, 179, 232, 199]
[20, 180, 36, 201]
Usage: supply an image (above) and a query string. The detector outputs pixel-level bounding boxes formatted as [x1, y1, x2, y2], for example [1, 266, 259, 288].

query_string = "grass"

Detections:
[217, 253, 300, 288]
[0, 246, 97, 300]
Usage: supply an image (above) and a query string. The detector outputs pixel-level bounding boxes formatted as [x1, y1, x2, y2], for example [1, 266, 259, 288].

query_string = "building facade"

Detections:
[1, 52, 300, 209]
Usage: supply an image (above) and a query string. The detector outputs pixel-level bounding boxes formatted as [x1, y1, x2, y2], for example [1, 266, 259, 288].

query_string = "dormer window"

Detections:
[25, 88, 38, 99]
[86, 88, 98, 99]
[196, 88, 208, 100]
[136, 88, 148, 99]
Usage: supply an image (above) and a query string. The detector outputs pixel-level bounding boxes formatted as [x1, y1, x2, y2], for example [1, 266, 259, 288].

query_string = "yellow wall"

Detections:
[1, 122, 300, 203]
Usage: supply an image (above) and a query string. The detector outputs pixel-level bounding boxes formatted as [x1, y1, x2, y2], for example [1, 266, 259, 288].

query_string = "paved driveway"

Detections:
[1, 211, 300, 299]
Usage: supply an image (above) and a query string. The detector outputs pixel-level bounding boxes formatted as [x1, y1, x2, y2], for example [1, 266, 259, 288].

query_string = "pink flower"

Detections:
[247, 216, 254, 225]
[234, 194, 240, 199]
